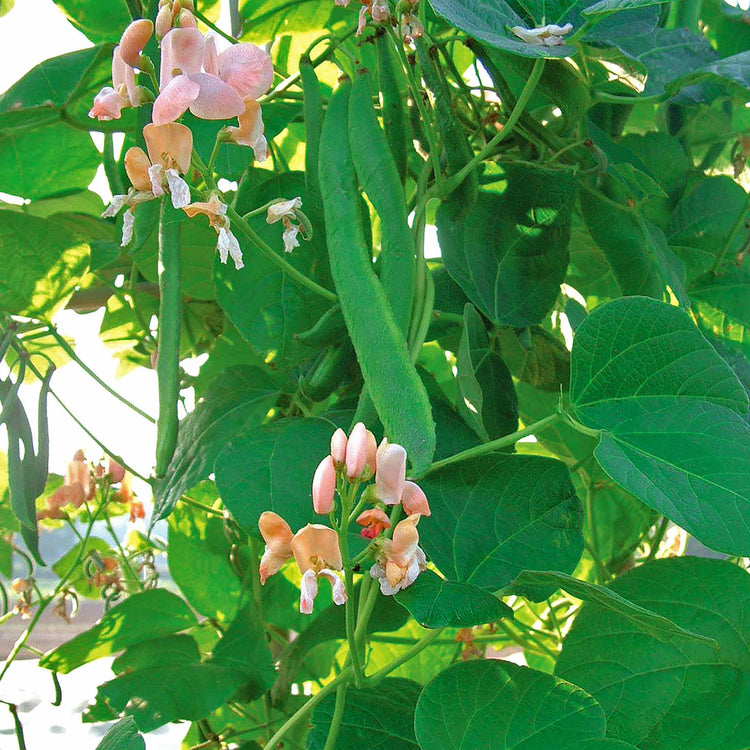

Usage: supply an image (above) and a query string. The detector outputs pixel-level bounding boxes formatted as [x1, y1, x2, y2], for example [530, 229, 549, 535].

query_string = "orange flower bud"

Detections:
[119, 19, 154, 67]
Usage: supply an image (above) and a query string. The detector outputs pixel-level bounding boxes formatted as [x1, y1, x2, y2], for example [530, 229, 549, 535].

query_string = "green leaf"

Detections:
[307, 678, 421, 749]
[0, 0, 14, 17]
[415, 660, 607, 749]
[570, 296, 750, 554]
[456, 304, 518, 441]
[210, 605, 277, 701]
[0, 46, 114, 133]
[153, 366, 278, 522]
[111, 634, 200, 675]
[0, 124, 100, 200]
[215, 416, 334, 534]
[0, 210, 89, 318]
[214, 170, 330, 369]
[51, 0, 131, 43]
[239, 0, 348, 42]
[95, 717, 145, 750]
[429, 0, 576, 58]
[39, 589, 197, 673]
[395, 570, 513, 628]
[167, 501, 243, 621]
[419, 454, 583, 596]
[52, 537, 111, 599]
[667, 51, 750, 97]
[582, 0, 666, 19]
[556, 557, 750, 750]
[570, 296, 747, 424]
[437, 165, 576, 327]
[510, 570, 716, 645]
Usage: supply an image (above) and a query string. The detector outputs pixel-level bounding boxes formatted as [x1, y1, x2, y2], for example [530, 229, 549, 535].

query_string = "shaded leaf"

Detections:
[95, 717, 145, 750]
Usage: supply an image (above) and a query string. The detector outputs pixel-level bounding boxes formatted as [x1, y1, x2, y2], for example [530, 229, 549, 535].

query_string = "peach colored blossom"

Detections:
[401, 480, 430, 516]
[258, 511, 293, 584]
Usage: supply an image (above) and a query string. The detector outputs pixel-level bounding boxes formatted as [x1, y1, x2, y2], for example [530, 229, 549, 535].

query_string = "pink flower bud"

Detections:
[312, 455, 336, 514]
[177, 9, 197, 27]
[374, 440, 406, 505]
[108, 459, 126, 484]
[401, 481, 430, 516]
[155, 4, 173, 38]
[330, 428, 347, 467]
[119, 19, 154, 67]
[364, 429, 378, 475]
[346, 422, 368, 479]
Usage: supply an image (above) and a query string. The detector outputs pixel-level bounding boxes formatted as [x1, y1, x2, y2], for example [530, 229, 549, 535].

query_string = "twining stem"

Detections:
[224, 205, 338, 303]
[264, 667, 354, 749]
[423, 412, 560, 476]
[323, 683, 348, 750]
[46, 326, 155, 423]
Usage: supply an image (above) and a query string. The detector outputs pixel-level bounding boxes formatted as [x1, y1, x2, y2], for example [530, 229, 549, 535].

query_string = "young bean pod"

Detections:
[375, 31, 408, 183]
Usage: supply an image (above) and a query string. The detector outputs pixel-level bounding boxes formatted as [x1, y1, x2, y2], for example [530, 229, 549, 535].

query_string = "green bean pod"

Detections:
[349, 68, 414, 336]
[299, 340, 356, 402]
[415, 38, 478, 211]
[154, 198, 182, 478]
[318, 77, 435, 474]
[375, 31, 408, 183]
[295, 304, 347, 348]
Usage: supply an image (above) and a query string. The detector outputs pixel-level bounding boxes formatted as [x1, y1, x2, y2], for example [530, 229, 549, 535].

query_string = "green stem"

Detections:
[364, 628, 444, 686]
[225, 206, 337, 302]
[323, 683, 348, 750]
[179, 494, 224, 517]
[47, 327, 155, 423]
[710, 194, 749, 273]
[104, 511, 143, 592]
[437, 57, 546, 197]
[102, 133, 124, 196]
[264, 667, 353, 749]
[593, 92, 659, 105]
[193, 9, 237, 43]
[423, 413, 559, 476]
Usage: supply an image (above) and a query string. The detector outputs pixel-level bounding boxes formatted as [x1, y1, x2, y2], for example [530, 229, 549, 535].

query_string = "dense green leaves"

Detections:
[437, 165, 576, 327]
[0, 210, 89, 318]
[39, 589, 197, 673]
[415, 660, 607, 749]
[153, 366, 278, 522]
[52, 0, 130, 43]
[215, 417, 334, 533]
[395, 570, 513, 628]
[96, 717, 145, 750]
[570, 296, 750, 553]
[419, 454, 583, 596]
[556, 557, 750, 749]
[308, 678, 421, 749]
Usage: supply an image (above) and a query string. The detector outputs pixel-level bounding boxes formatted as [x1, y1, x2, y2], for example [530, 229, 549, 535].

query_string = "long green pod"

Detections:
[295, 304, 347, 348]
[300, 340, 356, 402]
[319, 77, 435, 474]
[375, 32, 408, 183]
[154, 198, 182, 478]
[349, 68, 415, 336]
[415, 39, 478, 211]
[30, 365, 53, 499]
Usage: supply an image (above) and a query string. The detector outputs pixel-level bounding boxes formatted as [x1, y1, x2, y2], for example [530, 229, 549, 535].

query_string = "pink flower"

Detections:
[89, 46, 142, 120]
[330, 428, 348, 468]
[152, 28, 273, 126]
[119, 19, 154, 67]
[370, 515, 427, 595]
[401, 480, 430, 516]
[226, 99, 268, 162]
[258, 511, 294, 584]
[291, 524, 346, 614]
[346, 422, 378, 480]
[312, 455, 336, 514]
[374, 439, 406, 505]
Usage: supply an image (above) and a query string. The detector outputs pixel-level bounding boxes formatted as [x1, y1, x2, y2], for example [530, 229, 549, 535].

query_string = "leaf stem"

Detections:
[363, 627, 445, 686]
[225, 205, 338, 303]
[323, 683, 348, 750]
[423, 412, 560, 476]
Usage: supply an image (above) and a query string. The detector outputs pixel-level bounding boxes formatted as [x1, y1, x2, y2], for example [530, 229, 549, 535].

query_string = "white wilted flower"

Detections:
[511, 22, 573, 46]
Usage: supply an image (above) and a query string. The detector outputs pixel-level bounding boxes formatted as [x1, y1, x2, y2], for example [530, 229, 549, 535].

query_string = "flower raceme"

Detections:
[370, 515, 427, 594]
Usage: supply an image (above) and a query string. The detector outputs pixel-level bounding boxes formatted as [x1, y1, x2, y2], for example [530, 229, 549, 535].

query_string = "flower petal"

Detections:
[165, 169, 191, 208]
[291, 523, 343, 573]
[124, 147, 152, 192]
[144, 122, 194, 173]
[89, 86, 127, 121]
[282, 222, 300, 254]
[102, 194, 128, 218]
[148, 163, 165, 196]
[188, 72, 245, 120]
[218, 43, 274, 100]
[299, 569, 319, 614]
[160, 27, 205, 88]
[119, 19, 154, 67]
[226, 99, 268, 161]
[267, 196, 302, 224]
[121, 208, 136, 247]
[152, 74, 200, 126]
[217, 227, 244, 269]
[319, 568, 348, 605]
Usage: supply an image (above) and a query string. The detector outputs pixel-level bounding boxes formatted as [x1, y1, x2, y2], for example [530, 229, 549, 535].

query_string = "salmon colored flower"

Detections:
[182, 192, 244, 269]
[89, 46, 144, 120]
[258, 511, 293, 584]
[226, 99, 268, 162]
[312, 455, 336, 514]
[370, 515, 426, 595]
[119, 19, 154, 67]
[356, 508, 391, 539]
[152, 28, 273, 126]
[374, 439, 406, 505]
[107, 459, 126, 484]
[291, 524, 346, 614]
[103, 123, 193, 245]
[401, 480, 430, 516]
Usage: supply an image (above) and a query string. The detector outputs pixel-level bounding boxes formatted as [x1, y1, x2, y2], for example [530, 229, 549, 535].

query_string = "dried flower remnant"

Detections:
[183, 192, 245, 269]
[511, 22, 573, 46]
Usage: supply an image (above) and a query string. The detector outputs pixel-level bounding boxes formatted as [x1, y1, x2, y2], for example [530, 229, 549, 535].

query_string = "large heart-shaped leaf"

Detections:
[556, 557, 750, 750]
[415, 660, 607, 749]
[96, 717, 145, 750]
[419, 454, 583, 596]
[437, 165, 576, 327]
[570, 296, 750, 554]
[215, 416, 336, 534]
